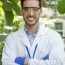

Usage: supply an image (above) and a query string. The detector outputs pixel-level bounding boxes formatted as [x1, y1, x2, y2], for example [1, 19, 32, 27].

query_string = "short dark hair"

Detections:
[20, 0, 42, 8]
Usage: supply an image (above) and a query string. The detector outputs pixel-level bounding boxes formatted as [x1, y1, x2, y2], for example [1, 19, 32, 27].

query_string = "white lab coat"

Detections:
[2, 26, 65, 65]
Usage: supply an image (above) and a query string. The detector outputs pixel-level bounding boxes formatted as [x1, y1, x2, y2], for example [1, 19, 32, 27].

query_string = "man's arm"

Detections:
[2, 34, 19, 65]
[24, 33, 65, 65]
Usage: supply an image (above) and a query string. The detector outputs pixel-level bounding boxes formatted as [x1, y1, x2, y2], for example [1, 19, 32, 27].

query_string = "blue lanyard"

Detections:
[25, 44, 38, 59]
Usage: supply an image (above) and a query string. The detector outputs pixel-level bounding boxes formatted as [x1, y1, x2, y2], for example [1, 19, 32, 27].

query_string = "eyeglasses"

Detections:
[22, 7, 40, 12]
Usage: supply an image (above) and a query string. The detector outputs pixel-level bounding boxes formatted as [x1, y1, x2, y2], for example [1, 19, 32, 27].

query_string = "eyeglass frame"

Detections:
[22, 7, 41, 13]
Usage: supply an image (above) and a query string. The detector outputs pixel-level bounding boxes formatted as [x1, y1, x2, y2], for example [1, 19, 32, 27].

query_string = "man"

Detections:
[2, 0, 65, 65]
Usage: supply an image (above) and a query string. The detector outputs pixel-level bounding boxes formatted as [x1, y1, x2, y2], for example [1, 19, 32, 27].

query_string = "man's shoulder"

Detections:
[6, 27, 24, 39]
[40, 27, 61, 37]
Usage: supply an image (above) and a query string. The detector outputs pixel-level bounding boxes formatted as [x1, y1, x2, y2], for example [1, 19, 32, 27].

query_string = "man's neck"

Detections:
[25, 23, 39, 35]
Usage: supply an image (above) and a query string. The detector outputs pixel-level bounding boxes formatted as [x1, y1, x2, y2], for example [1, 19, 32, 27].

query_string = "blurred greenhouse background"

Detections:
[0, 0, 65, 65]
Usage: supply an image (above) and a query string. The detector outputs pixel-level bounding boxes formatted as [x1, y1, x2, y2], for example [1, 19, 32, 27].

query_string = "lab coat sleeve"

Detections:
[29, 33, 65, 65]
[2, 34, 19, 65]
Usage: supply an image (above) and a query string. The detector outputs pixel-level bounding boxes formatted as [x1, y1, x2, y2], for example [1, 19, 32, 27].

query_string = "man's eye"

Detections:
[23, 8, 29, 10]
[23, 7, 40, 12]
[33, 8, 39, 11]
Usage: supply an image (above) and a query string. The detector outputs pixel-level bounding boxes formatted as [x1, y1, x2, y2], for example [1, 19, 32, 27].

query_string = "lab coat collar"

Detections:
[17, 26, 48, 49]
[17, 26, 31, 49]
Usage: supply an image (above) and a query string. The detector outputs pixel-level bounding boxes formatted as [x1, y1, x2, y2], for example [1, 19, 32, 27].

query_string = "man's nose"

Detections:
[28, 9, 34, 15]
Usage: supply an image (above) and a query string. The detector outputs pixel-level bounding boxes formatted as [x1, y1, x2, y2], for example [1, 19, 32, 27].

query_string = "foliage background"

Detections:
[0, 0, 65, 65]
[0, 0, 25, 64]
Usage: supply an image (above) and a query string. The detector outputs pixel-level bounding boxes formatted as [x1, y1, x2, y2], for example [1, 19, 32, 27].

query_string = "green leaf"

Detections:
[3, 2, 12, 11]
[0, 35, 7, 43]
[5, 11, 14, 26]
[57, 0, 65, 14]
[0, 0, 7, 3]
[8, 0, 19, 3]
[12, 3, 20, 15]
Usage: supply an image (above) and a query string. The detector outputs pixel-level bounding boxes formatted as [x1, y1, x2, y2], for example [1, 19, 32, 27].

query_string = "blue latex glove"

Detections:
[43, 54, 49, 60]
[15, 57, 26, 65]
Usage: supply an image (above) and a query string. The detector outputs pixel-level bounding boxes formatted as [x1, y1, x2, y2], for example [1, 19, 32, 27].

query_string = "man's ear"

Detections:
[41, 8, 42, 13]
[21, 12, 23, 16]
[21, 8, 23, 16]
[40, 8, 42, 15]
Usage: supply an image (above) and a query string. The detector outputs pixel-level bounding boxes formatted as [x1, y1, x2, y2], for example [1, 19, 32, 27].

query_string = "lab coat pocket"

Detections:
[35, 45, 49, 60]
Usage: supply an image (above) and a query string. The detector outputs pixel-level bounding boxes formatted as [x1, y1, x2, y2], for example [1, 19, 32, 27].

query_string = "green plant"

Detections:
[0, 0, 21, 24]
[0, 43, 4, 65]
[0, 0, 24, 65]
[57, 0, 65, 14]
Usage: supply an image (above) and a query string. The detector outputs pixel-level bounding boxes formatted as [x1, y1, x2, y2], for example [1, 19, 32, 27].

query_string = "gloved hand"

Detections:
[15, 57, 26, 65]
[43, 54, 49, 60]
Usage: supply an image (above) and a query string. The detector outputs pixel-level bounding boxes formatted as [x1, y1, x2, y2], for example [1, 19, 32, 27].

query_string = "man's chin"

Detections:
[28, 23, 35, 26]
[27, 22, 35, 26]
[27, 21, 35, 25]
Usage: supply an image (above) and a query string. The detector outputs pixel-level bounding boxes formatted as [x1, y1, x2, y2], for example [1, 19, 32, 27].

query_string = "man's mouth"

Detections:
[27, 16, 35, 21]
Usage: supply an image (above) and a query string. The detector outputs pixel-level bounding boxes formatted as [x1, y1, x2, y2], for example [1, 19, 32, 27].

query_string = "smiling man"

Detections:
[22, 0, 42, 34]
[2, 0, 65, 65]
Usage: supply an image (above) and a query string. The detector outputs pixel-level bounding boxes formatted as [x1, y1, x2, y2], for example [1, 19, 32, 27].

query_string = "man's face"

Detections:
[22, 0, 42, 26]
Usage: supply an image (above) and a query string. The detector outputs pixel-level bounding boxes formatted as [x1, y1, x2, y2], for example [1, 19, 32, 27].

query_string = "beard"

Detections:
[24, 16, 40, 26]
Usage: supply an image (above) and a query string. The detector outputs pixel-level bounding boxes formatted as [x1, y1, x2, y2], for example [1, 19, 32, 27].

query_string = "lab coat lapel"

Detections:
[32, 27, 46, 47]
[29, 27, 47, 58]
[18, 27, 31, 49]
[31, 27, 49, 58]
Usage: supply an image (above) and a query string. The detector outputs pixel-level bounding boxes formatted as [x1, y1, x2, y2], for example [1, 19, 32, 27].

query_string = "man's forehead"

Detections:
[22, 0, 39, 3]
[23, 0, 39, 7]
[23, 0, 39, 3]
